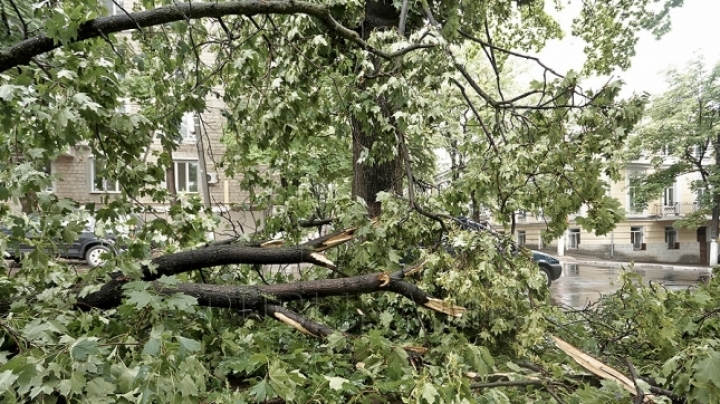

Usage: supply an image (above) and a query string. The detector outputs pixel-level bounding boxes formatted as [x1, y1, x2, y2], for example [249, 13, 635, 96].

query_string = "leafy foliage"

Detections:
[626, 56, 720, 231]
[0, 0, 712, 403]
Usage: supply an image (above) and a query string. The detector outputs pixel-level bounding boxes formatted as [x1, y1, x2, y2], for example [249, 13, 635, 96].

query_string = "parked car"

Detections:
[1, 215, 134, 268]
[405, 217, 563, 286]
[530, 250, 563, 286]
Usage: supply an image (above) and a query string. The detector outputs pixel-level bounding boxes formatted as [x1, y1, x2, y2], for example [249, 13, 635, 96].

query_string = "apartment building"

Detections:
[512, 154, 711, 264]
[39, 0, 263, 237]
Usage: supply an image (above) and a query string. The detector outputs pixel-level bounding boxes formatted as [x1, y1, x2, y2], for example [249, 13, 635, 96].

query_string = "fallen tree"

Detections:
[0, 0, 707, 403]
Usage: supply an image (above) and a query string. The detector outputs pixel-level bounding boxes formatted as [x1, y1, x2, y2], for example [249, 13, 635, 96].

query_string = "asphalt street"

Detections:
[550, 263, 707, 309]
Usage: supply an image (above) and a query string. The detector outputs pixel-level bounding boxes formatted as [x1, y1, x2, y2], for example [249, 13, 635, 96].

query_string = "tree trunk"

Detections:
[352, 115, 403, 218]
[350, 0, 403, 218]
[712, 134, 720, 241]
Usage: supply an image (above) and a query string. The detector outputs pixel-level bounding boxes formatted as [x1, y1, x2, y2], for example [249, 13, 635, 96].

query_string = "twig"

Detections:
[624, 358, 645, 403]
[6, 0, 28, 39]
[470, 379, 544, 389]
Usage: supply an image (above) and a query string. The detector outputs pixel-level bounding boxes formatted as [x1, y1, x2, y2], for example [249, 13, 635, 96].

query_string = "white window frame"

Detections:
[173, 160, 199, 193]
[567, 229, 581, 250]
[630, 226, 644, 250]
[179, 113, 198, 144]
[90, 158, 120, 194]
[663, 186, 675, 206]
[516, 230, 526, 246]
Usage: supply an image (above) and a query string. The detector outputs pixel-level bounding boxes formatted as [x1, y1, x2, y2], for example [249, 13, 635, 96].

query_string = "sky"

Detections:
[532, 0, 720, 97]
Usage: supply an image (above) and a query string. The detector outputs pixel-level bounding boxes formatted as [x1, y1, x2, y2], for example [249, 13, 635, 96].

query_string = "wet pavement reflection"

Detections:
[550, 263, 707, 309]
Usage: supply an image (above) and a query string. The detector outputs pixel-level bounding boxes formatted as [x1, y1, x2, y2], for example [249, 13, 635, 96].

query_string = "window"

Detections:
[628, 187, 642, 213]
[665, 226, 678, 249]
[173, 161, 199, 193]
[663, 185, 677, 215]
[90, 159, 120, 193]
[663, 186, 675, 205]
[179, 113, 198, 143]
[630, 227, 644, 250]
[102, 0, 124, 15]
[695, 186, 707, 209]
[517, 230, 526, 246]
[627, 172, 645, 213]
[567, 229, 581, 250]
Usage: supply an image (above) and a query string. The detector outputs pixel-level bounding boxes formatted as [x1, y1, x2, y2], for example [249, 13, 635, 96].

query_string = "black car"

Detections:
[530, 250, 563, 286]
[449, 217, 563, 286]
[2, 216, 123, 268]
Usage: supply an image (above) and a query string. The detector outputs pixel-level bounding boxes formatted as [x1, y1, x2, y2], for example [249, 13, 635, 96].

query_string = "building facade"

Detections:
[512, 154, 711, 264]
[36, 0, 264, 238]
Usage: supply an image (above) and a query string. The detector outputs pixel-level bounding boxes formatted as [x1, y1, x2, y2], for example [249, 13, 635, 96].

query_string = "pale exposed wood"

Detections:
[274, 312, 318, 337]
[552, 336, 655, 402]
[424, 297, 466, 317]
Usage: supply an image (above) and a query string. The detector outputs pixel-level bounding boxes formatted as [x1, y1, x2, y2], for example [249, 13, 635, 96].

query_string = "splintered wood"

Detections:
[552, 336, 655, 403]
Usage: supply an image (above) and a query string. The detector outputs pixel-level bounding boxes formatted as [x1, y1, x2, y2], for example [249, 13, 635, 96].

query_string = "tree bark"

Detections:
[0, 1, 380, 73]
[712, 134, 720, 252]
[73, 269, 465, 318]
[352, 115, 403, 218]
[350, 0, 405, 218]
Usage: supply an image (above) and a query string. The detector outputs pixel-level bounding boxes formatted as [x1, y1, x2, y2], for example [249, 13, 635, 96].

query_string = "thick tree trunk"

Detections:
[351, 0, 404, 217]
[712, 134, 720, 242]
[352, 116, 403, 217]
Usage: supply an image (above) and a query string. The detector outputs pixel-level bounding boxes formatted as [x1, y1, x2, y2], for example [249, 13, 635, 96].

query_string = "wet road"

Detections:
[550, 263, 708, 309]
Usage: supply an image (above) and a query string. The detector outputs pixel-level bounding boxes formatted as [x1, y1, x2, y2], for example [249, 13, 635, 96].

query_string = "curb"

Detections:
[557, 257, 712, 272]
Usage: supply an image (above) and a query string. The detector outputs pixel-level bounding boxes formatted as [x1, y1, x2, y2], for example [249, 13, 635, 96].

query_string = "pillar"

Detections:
[557, 232, 565, 257]
[710, 239, 718, 266]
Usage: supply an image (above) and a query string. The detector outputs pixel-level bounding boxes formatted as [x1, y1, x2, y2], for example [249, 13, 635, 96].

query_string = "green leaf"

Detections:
[143, 337, 161, 355]
[177, 336, 201, 353]
[164, 293, 197, 311]
[379, 310, 393, 328]
[178, 374, 198, 396]
[0, 85, 18, 101]
[126, 290, 155, 309]
[421, 382, 439, 403]
[86, 377, 116, 397]
[249, 379, 273, 402]
[71, 337, 98, 360]
[692, 350, 720, 387]
[0, 370, 18, 392]
[325, 376, 348, 391]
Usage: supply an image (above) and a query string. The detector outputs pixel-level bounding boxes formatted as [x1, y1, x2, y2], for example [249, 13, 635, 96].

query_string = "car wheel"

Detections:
[539, 267, 552, 287]
[85, 245, 111, 268]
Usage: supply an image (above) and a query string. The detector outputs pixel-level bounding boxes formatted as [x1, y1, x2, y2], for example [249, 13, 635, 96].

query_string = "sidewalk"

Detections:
[554, 251, 713, 273]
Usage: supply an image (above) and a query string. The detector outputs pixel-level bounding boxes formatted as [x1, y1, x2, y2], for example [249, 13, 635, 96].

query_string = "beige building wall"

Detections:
[512, 155, 712, 264]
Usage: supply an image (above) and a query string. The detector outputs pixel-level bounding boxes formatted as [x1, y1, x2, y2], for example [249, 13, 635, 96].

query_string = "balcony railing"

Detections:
[651, 202, 698, 217]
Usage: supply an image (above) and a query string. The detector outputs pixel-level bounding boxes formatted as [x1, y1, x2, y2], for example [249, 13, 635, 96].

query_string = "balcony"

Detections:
[651, 202, 698, 218]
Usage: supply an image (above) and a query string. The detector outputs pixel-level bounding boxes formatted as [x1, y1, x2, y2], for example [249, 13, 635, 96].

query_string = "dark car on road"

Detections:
[451, 217, 563, 286]
[1, 216, 126, 268]
[530, 250, 563, 286]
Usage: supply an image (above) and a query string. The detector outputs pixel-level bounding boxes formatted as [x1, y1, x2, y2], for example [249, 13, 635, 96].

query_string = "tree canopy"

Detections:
[626, 57, 720, 236]
[6, 0, 720, 403]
